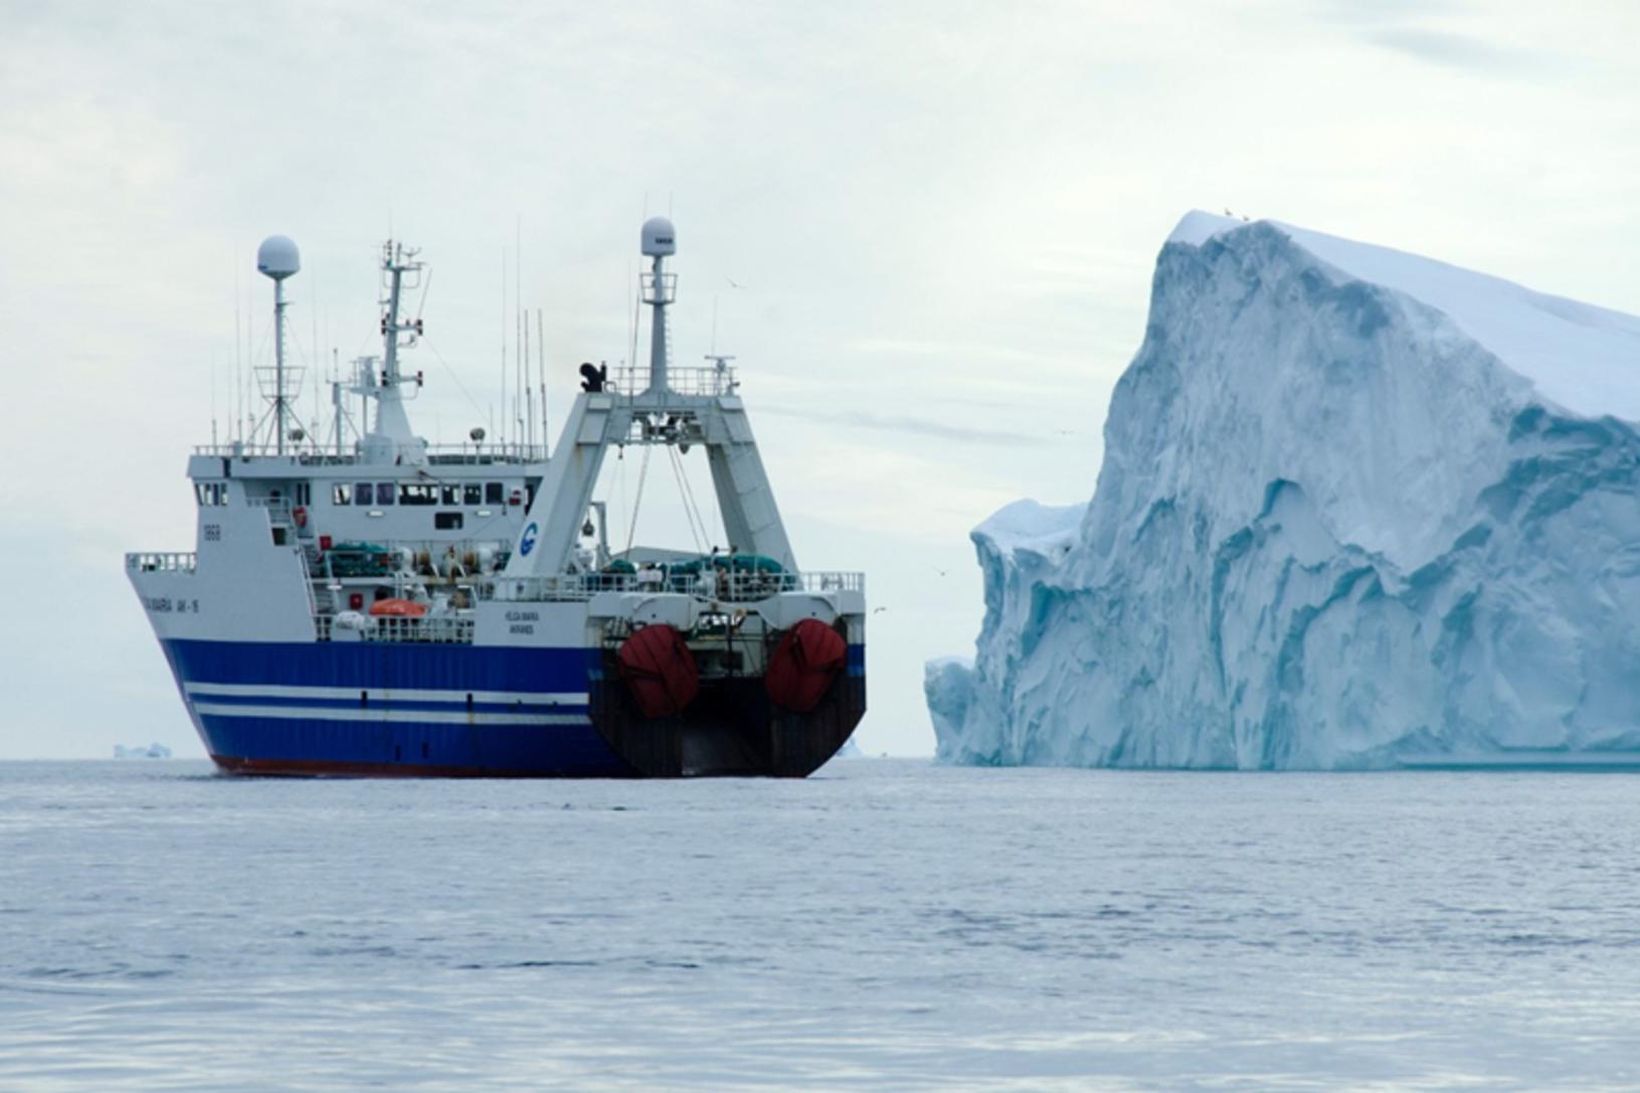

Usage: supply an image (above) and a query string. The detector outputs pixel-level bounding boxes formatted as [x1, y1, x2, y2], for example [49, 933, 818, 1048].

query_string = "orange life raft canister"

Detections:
[369, 598, 427, 618]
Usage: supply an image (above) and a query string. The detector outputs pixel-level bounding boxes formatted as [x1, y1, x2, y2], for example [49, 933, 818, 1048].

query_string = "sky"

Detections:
[1, 0, 1637, 758]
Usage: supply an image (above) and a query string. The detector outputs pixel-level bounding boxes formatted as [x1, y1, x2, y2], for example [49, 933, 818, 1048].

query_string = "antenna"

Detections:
[537, 308, 548, 457]
[310, 268, 320, 449]
[498, 246, 507, 447]
[516, 214, 523, 455]
[523, 308, 532, 450]
[232, 252, 240, 446]
[256, 235, 301, 454]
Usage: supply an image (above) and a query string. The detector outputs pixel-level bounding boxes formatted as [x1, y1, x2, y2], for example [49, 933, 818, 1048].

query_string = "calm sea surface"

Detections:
[3, 758, 1640, 1090]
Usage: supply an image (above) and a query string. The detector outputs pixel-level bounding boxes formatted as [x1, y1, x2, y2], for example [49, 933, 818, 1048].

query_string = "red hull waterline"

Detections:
[209, 754, 631, 779]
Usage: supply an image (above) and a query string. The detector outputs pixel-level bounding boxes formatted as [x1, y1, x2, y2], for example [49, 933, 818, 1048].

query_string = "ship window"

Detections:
[333, 483, 353, 505]
[485, 482, 504, 504]
[434, 512, 464, 530]
[400, 483, 437, 506]
[294, 483, 312, 505]
[463, 484, 482, 505]
[355, 482, 373, 504]
[195, 482, 227, 506]
[376, 482, 395, 506]
[195, 484, 209, 507]
[526, 483, 537, 508]
[440, 484, 460, 505]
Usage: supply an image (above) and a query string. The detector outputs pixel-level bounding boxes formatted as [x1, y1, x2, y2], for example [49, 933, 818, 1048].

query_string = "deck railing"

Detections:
[317, 614, 474, 645]
[247, 497, 294, 524]
[480, 569, 864, 604]
[191, 442, 547, 464]
[606, 365, 738, 399]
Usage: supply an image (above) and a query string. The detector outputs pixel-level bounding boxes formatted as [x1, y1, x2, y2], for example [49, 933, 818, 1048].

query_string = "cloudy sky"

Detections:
[2, 1, 1637, 757]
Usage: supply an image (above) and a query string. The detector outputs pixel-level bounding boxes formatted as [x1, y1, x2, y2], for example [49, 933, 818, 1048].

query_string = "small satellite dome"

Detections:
[256, 235, 301, 280]
[641, 216, 676, 258]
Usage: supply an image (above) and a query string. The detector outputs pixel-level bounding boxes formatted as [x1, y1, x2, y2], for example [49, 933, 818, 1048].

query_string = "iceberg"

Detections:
[929, 212, 1640, 769]
[113, 742, 173, 759]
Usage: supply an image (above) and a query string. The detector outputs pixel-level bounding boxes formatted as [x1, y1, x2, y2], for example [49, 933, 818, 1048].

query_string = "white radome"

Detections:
[641, 217, 676, 258]
[256, 235, 301, 280]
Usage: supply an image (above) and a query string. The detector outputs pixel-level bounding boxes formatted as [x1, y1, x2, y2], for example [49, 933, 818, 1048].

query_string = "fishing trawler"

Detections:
[127, 219, 866, 776]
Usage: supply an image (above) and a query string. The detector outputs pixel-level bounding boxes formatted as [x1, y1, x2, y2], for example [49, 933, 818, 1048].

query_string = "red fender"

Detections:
[617, 624, 699, 718]
[765, 618, 847, 712]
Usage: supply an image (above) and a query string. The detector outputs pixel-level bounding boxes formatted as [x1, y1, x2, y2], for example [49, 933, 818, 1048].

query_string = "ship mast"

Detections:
[640, 218, 677, 393]
[502, 218, 797, 578]
[359, 241, 428, 464]
[255, 236, 301, 454]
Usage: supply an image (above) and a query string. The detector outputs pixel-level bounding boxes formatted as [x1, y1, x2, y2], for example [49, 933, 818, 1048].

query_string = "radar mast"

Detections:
[359, 241, 428, 464]
[640, 217, 677, 393]
[255, 235, 301, 455]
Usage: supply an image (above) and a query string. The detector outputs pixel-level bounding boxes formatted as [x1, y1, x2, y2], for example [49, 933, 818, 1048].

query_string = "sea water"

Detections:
[3, 758, 1639, 1090]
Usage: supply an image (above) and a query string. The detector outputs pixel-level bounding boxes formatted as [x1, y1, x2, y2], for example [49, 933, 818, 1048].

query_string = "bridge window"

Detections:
[485, 482, 504, 504]
[400, 484, 437, 506]
[376, 482, 395, 506]
[332, 483, 352, 505]
[194, 482, 227, 506]
[434, 512, 464, 530]
[354, 482, 373, 504]
[463, 484, 482, 505]
[440, 484, 460, 505]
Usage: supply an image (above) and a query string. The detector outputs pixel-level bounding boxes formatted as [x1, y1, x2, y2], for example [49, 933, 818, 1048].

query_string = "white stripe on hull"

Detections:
[191, 702, 591, 726]
[184, 682, 589, 705]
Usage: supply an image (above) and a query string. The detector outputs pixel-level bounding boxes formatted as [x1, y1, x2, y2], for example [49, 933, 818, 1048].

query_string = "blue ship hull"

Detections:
[162, 639, 865, 777]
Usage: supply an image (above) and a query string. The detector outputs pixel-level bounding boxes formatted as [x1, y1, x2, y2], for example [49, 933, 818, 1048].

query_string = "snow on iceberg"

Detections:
[929, 212, 1640, 769]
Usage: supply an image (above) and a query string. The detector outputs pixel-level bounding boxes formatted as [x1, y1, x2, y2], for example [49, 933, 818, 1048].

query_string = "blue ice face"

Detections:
[929, 219, 1640, 770]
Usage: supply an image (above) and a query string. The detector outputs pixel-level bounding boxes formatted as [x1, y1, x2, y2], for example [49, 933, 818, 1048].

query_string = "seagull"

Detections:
[931, 566, 949, 577]
[726, 277, 745, 289]
[872, 606, 888, 615]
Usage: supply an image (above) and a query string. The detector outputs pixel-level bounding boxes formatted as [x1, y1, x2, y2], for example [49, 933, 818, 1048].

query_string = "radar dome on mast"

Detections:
[641, 217, 676, 257]
[256, 235, 301, 280]
[255, 235, 301, 455]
